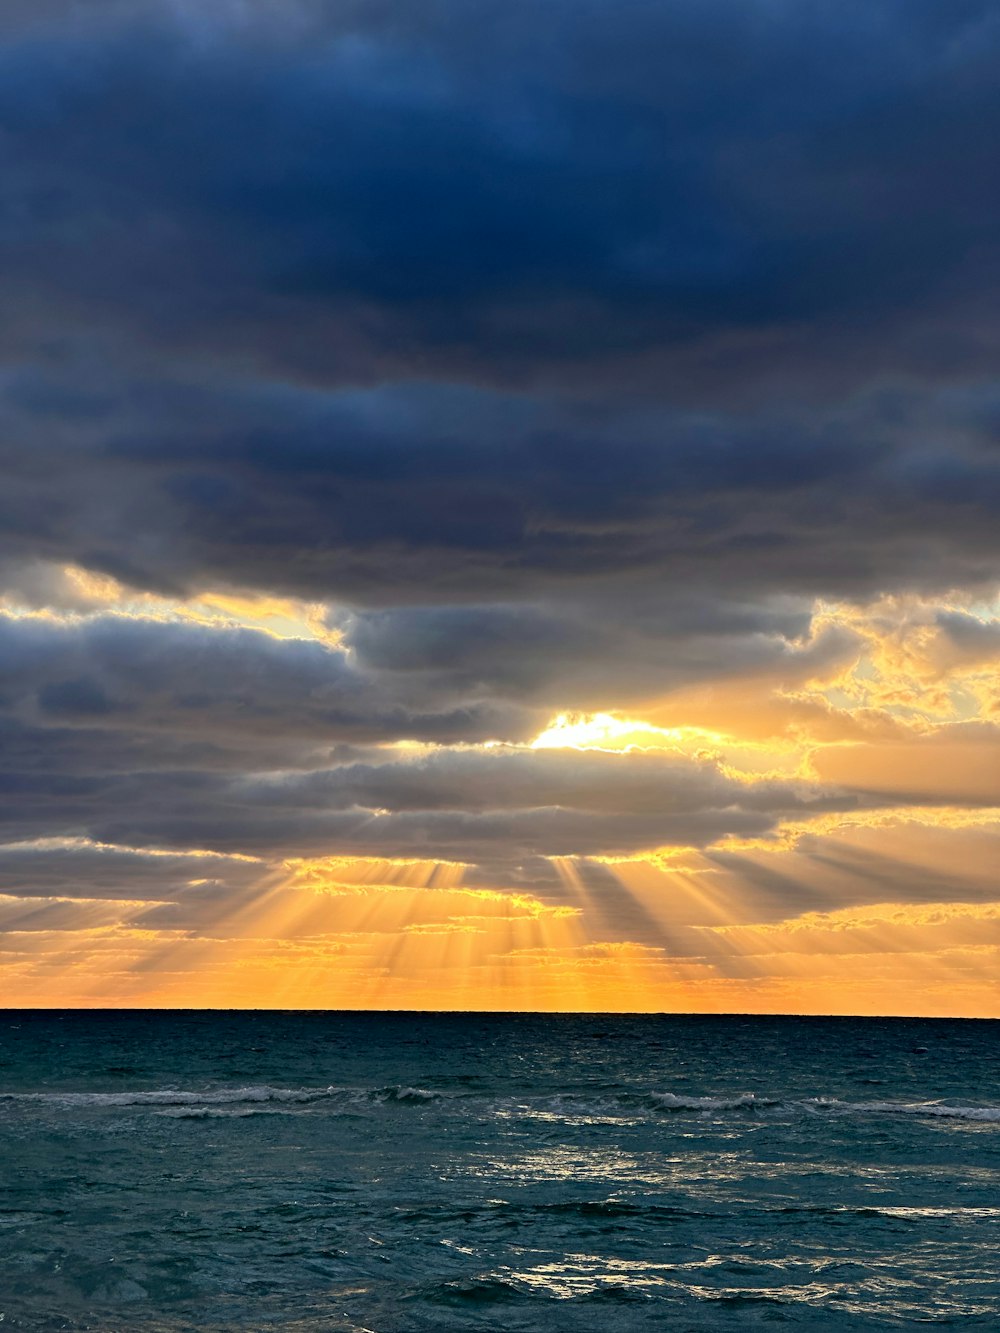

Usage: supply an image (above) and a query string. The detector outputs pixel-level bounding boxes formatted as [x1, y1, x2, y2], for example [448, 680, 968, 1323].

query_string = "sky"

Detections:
[0, 0, 998, 1014]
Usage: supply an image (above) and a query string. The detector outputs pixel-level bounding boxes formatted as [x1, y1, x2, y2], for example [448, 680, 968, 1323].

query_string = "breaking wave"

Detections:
[2, 1085, 997, 1122]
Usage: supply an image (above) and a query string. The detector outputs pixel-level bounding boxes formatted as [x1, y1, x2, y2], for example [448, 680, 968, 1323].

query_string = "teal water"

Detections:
[1, 1012, 998, 1330]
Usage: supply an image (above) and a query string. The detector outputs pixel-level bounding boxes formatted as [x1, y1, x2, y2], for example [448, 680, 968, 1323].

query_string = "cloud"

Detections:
[0, 727, 870, 865]
[0, 612, 538, 747]
[0, 0, 997, 621]
[1, 379, 998, 615]
[2, 1, 998, 388]
[337, 596, 861, 708]
[0, 839, 262, 901]
[0, 1, 998, 1012]
[810, 724, 1000, 802]
[0, 600, 992, 889]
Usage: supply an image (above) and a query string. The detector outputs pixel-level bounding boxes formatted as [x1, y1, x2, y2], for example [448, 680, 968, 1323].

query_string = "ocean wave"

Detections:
[643, 1092, 1000, 1122]
[647, 1092, 780, 1113]
[428, 1276, 524, 1306]
[2, 1084, 997, 1123]
[801, 1097, 1000, 1123]
[775, 1203, 1000, 1220]
[520, 1199, 710, 1221]
[378, 1085, 442, 1103]
[0, 1082, 448, 1112]
[0, 1085, 336, 1109]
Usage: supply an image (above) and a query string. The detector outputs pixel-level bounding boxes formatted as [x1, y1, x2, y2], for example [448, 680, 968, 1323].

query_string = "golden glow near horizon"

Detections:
[2, 0, 998, 1048]
[0, 573, 997, 1015]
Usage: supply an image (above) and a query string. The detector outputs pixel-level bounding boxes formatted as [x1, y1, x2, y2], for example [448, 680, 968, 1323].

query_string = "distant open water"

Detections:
[1, 1011, 998, 1330]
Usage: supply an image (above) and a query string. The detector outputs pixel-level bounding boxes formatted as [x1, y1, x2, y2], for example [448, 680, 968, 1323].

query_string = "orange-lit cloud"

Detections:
[0, 577, 997, 1015]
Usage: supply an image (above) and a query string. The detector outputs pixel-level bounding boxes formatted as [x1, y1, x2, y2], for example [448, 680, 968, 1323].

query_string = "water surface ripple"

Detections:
[1, 1012, 997, 1330]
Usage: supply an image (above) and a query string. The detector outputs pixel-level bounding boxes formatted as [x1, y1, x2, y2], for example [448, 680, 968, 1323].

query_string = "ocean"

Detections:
[1, 1011, 998, 1330]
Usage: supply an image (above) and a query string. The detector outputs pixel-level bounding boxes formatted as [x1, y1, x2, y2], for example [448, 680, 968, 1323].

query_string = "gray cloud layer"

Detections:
[0, 0, 997, 609]
[0, 1, 998, 923]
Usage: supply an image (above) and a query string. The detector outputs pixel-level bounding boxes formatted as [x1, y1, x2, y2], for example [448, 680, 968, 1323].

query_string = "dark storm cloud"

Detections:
[2, 0, 998, 386]
[1, 374, 998, 610]
[0, 0, 998, 611]
[336, 597, 858, 705]
[0, 613, 538, 745]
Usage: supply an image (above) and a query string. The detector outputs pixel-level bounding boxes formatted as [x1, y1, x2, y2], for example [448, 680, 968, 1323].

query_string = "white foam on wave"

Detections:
[380, 1086, 441, 1103]
[867, 1205, 1000, 1219]
[0, 1083, 448, 1111]
[1, 1084, 337, 1108]
[645, 1092, 1000, 1122]
[649, 1092, 778, 1113]
[803, 1098, 1000, 1123]
[3, 1084, 998, 1123]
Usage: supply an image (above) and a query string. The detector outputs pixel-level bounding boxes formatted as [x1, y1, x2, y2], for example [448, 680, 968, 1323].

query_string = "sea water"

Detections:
[1, 1011, 998, 1330]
